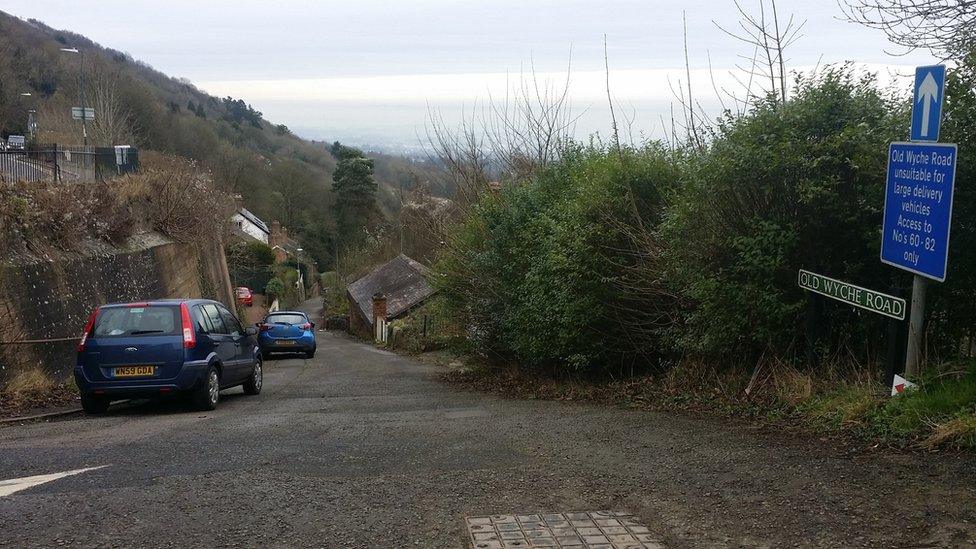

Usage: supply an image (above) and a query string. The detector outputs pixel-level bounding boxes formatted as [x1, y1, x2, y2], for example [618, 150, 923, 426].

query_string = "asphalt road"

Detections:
[2, 323, 976, 547]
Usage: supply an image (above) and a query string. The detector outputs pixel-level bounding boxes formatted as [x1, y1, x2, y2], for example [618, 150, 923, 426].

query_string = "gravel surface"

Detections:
[1, 313, 975, 547]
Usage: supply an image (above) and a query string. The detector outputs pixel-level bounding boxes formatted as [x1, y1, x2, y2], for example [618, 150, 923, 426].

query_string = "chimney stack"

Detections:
[270, 220, 282, 247]
[372, 293, 388, 324]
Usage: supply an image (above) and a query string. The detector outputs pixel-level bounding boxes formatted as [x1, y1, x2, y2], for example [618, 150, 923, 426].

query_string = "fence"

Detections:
[0, 143, 139, 184]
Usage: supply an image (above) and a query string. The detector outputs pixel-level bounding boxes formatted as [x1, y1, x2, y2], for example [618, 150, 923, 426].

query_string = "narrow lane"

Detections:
[1, 329, 975, 547]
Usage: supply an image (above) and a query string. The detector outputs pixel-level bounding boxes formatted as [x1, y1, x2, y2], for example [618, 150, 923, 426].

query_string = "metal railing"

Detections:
[0, 143, 139, 184]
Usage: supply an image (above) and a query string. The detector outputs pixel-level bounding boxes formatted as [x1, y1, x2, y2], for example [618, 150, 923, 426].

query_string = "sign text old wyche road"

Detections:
[798, 270, 906, 320]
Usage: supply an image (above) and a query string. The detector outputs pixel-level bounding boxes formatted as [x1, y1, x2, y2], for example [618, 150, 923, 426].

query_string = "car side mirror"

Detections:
[245, 326, 258, 336]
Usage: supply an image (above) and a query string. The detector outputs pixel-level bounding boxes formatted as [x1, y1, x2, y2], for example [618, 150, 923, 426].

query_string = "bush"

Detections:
[434, 60, 976, 390]
[264, 277, 285, 303]
[434, 145, 675, 373]
[662, 67, 904, 360]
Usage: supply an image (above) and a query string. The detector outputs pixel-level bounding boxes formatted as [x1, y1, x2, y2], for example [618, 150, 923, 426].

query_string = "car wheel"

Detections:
[192, 365, 220, 411]
[305, 349, 315, 359]
[243, 357, 263, 395]
[81, 393, 110, 414]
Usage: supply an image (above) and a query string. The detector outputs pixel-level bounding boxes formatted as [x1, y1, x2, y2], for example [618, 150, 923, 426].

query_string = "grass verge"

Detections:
[433, 353, 976, 451]
[0, 366, 78, 418]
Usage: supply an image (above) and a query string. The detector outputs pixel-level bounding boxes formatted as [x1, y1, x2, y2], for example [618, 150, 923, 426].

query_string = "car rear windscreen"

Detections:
[266, 313, 306, 325]
[93, 306, 180, 337]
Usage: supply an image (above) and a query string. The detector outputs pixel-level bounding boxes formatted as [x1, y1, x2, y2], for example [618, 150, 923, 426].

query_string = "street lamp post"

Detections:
[59, 48, 88, 149]
[19, 93, 36, 142]
[296, 248, 305, 302]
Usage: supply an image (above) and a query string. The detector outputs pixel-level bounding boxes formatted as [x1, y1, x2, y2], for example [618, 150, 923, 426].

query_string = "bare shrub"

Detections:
[121, 152, 234, 243]
[425, 64, 577, 209]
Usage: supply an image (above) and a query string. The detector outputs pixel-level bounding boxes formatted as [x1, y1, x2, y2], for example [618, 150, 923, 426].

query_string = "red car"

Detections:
[236, 286, 254, 307]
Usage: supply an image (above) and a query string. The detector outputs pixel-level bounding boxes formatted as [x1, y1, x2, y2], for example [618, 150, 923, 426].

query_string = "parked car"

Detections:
[257, 311, 316, 358]
[236, 286, 254, 307]
[74, 299, 263, 414]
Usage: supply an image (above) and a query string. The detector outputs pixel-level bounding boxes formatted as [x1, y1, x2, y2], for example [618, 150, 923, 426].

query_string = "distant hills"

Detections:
[0, 11, 447, 268]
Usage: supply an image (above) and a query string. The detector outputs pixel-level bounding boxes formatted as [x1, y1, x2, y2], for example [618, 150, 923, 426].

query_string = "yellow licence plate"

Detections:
[113, 366, 156, 378]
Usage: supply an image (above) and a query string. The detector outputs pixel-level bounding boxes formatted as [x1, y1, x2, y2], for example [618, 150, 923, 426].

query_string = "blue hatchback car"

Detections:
[74, 299, 263, 414]
[257, 311, 317, 358]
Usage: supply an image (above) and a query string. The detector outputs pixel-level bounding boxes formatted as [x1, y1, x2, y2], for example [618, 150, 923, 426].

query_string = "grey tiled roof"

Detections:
[347, 255, 435, 327]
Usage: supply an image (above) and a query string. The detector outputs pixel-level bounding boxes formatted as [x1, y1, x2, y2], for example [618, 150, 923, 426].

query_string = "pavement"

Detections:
[2, 302, 976, 547]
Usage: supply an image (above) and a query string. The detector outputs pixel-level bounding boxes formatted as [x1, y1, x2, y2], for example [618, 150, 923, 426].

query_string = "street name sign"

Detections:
[881, 142, 957, 281]
[911, 65, 946, 142]
[798, 269, 906, 320]
[71, 107, 94, 120]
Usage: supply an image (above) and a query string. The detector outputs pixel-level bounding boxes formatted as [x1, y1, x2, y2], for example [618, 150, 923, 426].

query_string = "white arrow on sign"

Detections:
[917, 72, 939, 137]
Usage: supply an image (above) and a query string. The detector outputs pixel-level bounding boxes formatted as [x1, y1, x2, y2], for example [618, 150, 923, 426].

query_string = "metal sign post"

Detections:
[880, 64, 956, 379]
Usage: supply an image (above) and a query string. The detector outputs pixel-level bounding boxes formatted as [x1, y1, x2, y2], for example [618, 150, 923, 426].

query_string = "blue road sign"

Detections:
[910, 65, 946, 142]
[881, 142, 958, 281]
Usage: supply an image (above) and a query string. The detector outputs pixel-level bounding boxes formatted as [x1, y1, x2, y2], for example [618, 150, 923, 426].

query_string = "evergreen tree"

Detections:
[331, 145, 379, 248]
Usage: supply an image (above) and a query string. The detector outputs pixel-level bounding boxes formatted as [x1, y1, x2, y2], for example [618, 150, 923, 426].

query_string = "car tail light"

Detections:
[301, 323, 311, 331]
[179, 303, 196, 349]
[259, 323, 271, 332]
[77, 308, 100, 352]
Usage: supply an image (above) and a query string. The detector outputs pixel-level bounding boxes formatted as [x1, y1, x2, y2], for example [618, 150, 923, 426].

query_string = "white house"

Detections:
[231, 205, 270, 245]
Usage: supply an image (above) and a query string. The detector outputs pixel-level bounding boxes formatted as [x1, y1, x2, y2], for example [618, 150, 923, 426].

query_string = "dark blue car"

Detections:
[74, 299, 263, 414]
[257, 311, 317, 358]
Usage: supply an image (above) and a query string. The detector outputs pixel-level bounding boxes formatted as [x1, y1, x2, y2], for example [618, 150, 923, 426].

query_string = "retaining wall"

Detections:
[0, 232, 234, 384]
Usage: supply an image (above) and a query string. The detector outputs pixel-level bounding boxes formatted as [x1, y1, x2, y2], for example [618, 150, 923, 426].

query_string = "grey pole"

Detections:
[904, 274, 927, 378]
[79, 50, 88, 150]
[60, 48, 88, 149]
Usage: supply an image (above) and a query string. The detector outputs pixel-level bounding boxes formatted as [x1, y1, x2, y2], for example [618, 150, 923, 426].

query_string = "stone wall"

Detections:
[0, 232, 234, 384]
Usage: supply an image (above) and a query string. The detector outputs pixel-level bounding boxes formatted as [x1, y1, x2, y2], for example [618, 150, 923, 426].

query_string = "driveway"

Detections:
[1, 323, 975, 547]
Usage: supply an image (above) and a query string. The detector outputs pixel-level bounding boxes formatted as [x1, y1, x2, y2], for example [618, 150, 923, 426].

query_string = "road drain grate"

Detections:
[464, 510, 664, 548]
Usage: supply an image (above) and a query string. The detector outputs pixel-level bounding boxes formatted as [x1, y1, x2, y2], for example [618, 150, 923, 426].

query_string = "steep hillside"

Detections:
[0, 11, 444, 268]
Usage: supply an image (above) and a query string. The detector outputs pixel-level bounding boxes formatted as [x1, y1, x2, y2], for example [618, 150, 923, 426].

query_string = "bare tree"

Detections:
[839, 0, 976, 59]
[604, 35, 623, 155]
[88, 75, 137, 146]
[714, 0, 806, 105]
[424, 104, 493, 209]
[482, 59, 578, 181]
[424, 59, 578, 210]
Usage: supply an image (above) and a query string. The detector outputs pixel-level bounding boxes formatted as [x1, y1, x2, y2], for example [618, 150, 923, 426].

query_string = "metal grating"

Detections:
[464, 510, 665, 548]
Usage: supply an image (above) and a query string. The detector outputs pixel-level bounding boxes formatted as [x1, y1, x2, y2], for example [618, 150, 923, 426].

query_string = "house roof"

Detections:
[347, 255, 435, 327]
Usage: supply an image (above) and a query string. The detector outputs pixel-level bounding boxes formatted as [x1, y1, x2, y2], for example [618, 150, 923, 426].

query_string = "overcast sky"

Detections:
[3, 1, 933, 153]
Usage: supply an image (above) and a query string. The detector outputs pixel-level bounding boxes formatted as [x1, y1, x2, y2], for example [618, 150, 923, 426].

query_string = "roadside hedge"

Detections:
[434, 61, 976, 374]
